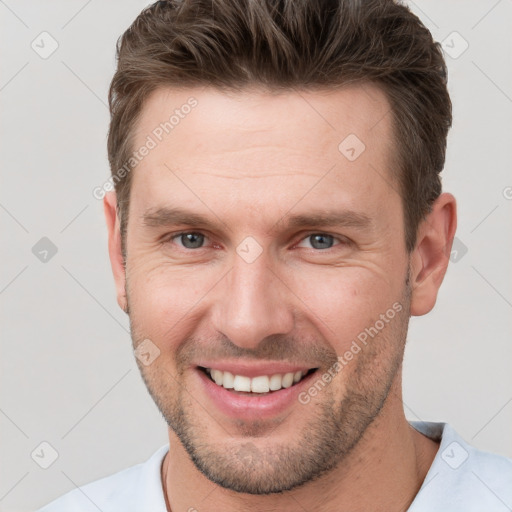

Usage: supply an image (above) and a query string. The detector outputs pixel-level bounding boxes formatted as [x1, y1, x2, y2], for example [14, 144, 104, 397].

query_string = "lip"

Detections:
[194, 365, 318, 421]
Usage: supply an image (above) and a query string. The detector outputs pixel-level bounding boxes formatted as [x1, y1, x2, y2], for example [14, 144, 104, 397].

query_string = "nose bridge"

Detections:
[212, 248, 294, 349]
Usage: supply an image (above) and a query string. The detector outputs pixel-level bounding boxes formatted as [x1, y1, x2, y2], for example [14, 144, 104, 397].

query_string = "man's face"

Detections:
[123, 85, 412, 493]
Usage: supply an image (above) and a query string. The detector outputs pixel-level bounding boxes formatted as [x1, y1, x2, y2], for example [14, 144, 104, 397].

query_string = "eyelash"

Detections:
[163, 231, 349, 251]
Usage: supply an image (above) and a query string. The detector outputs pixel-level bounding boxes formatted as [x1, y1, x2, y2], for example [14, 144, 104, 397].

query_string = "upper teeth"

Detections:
[206, 368, 305, 393]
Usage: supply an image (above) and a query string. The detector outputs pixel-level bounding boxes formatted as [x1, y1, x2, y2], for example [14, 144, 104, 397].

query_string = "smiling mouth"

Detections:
[198, 366, 318, 395]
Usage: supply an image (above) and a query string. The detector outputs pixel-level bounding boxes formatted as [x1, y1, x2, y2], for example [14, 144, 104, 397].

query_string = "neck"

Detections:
[161, 376, 439, 512]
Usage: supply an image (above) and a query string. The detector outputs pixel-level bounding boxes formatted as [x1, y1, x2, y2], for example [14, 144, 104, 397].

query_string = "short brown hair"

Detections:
[107, 0, 451, 255]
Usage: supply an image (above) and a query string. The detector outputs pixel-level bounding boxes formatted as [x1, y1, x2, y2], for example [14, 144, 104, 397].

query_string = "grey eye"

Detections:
[179, 232, 205, 249]
[308, 234, 335, 250]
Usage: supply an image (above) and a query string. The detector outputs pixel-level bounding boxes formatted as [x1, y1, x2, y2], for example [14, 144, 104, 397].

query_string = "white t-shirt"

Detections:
[37, 421, 512, 511]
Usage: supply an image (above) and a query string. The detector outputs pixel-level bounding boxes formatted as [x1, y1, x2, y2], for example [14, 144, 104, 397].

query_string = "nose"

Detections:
[211, 251, 295, 350]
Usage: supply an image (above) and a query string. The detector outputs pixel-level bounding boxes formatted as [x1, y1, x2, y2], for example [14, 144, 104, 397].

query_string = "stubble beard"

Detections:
[127, 275, 412, 495]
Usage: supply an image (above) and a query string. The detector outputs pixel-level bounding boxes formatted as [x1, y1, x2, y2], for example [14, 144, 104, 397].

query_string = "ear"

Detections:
[103, 191, 128, 313]
[409, 192, 457, 316]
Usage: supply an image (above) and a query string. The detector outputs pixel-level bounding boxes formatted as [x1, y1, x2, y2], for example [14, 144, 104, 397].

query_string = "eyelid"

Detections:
[293, 231, 349, 249]
[164, 230, 350, 251]
[165, 230, 211, 248]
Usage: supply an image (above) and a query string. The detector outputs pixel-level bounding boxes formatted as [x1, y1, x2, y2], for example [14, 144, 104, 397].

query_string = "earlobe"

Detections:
[410, 193, 457, 317]
[103, 192, 128, 313]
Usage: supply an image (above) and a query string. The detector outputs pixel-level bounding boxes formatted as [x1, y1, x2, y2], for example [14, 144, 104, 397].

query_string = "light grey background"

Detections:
[1, 1, 511, 511]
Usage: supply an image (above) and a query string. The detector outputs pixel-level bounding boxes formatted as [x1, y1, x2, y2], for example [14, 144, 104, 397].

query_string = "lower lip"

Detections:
[195, 368, 318, 421]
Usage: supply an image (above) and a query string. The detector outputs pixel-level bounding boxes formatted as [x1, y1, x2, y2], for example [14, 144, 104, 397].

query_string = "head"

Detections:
[104, 0, 456, 495]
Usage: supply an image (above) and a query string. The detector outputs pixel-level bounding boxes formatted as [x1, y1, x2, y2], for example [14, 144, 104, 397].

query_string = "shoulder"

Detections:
[409, 421, 512, 512]
[463, 435, 512, 503]
[36, 444, 169, 512]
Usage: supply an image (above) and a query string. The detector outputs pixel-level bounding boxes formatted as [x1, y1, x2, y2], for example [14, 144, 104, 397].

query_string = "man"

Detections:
[38, 0, 512, 511]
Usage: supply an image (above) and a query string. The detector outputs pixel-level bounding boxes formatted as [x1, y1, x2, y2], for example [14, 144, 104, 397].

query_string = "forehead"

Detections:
[133, 83, 392, 158]
[129, 84, 398, 227]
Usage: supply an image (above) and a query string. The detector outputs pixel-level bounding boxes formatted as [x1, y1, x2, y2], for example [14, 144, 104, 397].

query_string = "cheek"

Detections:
[290, 267, 403, 348]
[127, 263, 212, 343]
[127, 249, 407, 353]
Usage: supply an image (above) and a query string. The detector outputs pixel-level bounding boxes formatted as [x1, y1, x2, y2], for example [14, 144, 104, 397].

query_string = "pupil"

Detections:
[182, 233, 204, 249]
[310, 234, 333, 249]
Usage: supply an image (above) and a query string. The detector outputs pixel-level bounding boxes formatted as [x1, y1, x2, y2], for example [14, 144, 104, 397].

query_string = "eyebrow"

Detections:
[141, 206, 373, 233]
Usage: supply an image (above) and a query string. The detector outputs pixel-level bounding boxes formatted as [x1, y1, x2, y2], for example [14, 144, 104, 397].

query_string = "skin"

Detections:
[104, 84, 457, 512]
